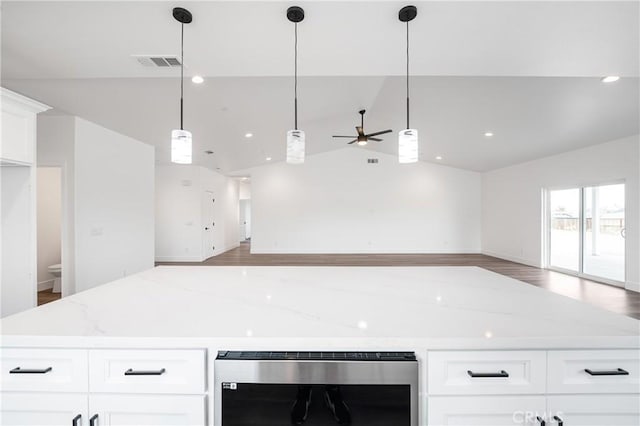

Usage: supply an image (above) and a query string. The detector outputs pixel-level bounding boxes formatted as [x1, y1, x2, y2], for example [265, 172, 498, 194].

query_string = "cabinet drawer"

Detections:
[89, 349, 206, 394]
[428, 351, 546, 395]
[0, 348, 88, 392]
[1, 392, 87, 426]
[548, 350, 640, 394]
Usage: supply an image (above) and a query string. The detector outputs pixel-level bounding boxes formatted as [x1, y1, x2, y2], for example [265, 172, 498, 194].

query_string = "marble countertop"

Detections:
[1, 266, 638, 349]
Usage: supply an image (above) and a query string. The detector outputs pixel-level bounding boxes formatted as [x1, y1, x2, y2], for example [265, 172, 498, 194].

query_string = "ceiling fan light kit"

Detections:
[286, 6, 306, 165]
[398, 5, 419, 164]
[170, 7, 193, 164]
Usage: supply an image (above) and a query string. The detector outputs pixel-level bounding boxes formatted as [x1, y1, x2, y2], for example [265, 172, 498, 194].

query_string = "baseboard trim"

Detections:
[249, 248, 482, 255]
[38, 280, 54, 291]
[155, 256, 204, 262]
[626, 281, 640, 293]
[481, 251, 541, 268]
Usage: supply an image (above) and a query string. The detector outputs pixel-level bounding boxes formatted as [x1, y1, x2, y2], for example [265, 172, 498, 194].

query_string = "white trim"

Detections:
[481, 251, 540, 268]
[154, 256, 204, 263]
[625, 281, 640, 293]
[1, 87, 51, 113]
[37, 279, 54, 292]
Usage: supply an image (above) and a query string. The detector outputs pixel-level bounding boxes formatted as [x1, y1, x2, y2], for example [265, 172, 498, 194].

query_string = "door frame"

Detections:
[544, 180, 626, 288]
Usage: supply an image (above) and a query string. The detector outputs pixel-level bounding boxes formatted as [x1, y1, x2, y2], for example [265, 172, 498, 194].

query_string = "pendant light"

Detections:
[171, 7, 193, 164]
[398, 5, 418, 164]
[286, 6, 305, 165]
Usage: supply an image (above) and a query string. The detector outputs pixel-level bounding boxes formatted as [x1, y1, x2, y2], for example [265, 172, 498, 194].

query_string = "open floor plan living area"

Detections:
[1, 1, 639, 425]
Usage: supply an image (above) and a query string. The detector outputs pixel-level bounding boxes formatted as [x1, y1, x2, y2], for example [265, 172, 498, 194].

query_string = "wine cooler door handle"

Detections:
[72, 414, 82, 426]
[553, 415, 564, 426]
[89, 414, 98, 426]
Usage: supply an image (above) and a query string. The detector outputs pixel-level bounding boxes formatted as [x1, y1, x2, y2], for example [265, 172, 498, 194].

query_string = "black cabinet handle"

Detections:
[553, 415, 564, 426]
[204, 227, 210, 230]
[584, 368, 629, 376]
[72, 414, 82, 426]
[10, 366, 52, 374]
[124, 367, 166, 376]
[467, 369, 509, 378]
[89, 414, 98, 426]
[536, 416, 546, 426]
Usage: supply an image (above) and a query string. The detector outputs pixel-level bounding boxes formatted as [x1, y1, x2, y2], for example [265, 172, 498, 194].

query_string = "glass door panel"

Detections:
[583, 184, 625, 282]
[549, 188, 581, 272]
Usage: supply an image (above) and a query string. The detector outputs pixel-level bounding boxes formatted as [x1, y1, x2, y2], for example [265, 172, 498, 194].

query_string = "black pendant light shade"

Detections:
[171, 7, 193, 164]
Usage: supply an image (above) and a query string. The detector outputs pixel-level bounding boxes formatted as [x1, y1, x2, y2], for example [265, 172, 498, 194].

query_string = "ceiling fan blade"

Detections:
[347, 139, 358, 144]
[333, 135, 356, 138]
[365, 129, 393, 137]
[356, 126, 365, 137]
[368, 137, 383, 142]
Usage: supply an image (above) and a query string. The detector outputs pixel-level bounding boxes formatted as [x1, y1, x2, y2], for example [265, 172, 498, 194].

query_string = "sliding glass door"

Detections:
[547, 183, 625, 285]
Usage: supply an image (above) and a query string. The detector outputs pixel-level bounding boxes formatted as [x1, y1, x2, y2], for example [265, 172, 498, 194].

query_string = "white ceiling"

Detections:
[2, 1, 638, 172]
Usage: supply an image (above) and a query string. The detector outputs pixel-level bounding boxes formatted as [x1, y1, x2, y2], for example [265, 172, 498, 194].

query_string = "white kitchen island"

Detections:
[1, 266, 639, 425]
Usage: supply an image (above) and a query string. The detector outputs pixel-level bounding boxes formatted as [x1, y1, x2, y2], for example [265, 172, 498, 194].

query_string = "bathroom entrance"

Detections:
[36, 167, 62, 305]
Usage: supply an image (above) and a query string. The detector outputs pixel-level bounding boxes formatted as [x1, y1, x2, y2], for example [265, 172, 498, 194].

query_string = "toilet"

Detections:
[48, 264, 62, 293]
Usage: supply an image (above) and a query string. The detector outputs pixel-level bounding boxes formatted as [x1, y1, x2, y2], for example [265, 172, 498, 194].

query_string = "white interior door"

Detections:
[202, 191, 215, 260]
[239, 199, 251, 242]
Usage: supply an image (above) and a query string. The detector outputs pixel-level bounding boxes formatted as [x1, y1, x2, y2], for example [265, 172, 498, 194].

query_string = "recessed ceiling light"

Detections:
[601, 76, 620, 83]
[266, 157, 272, 161]
[435, 156, 443, 160]
[241, 177, 248, 181]
[245, 132, 253, 138]
[484, 132, 494, 137]
[191, 75, 204, 84]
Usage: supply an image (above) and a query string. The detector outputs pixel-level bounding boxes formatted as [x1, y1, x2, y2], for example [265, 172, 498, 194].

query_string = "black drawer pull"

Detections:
[89, 414, 98, 426]
[536, 416, 546, 426]
[553, 415, 564, 426]
[10, 366, 52, 374]
[124, 367, 166, 376]
[467, 369, 509, 378]
[72, 414, 82, 426]
[584, 368, 629, 376]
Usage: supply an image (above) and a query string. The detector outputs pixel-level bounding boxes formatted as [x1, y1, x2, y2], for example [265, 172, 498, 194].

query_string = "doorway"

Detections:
[202, 190, 216, 260]
[547, 183, 625, 285]
[239, 199, 251, 242]
[36, 167, 62, 305]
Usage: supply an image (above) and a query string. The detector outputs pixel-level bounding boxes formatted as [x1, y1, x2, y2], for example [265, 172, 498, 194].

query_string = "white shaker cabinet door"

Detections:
[428, 395, 547, 426]
[0, 392, 87, 426]
[547, 395, 640, 426]
[88, 394, 206, 426]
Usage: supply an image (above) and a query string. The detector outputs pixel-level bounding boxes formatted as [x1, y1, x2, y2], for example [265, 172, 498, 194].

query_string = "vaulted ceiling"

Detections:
[2, 1, 638, 172]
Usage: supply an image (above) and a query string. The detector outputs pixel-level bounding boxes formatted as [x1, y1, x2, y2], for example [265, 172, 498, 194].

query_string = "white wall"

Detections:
[37, 115, 155, 294]
[73, 118, 155, 292]
[249, 148, 482, 253]
[155, 165, 239, 262]
[36, 167, 61, 289]
[482, 135, 640, 292]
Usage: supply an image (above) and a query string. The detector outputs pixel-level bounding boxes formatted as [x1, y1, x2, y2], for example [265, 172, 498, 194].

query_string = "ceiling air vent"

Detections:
[367, 158, 379, 164]
[133, 55, 182, 68]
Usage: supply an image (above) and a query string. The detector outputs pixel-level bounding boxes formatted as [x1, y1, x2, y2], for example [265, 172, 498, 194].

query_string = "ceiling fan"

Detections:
[333, 110, 392, 146]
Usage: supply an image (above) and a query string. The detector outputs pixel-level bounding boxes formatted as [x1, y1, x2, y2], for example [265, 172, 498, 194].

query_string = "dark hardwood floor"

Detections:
[158, 242, 640, 320]
[37, 288, 61, 306]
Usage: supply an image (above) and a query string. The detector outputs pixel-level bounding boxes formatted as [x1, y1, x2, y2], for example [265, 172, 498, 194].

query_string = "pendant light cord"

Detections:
[294, 22, 298, 130]
[406, 20, 410, 130]
[180, 22, 184, 130]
